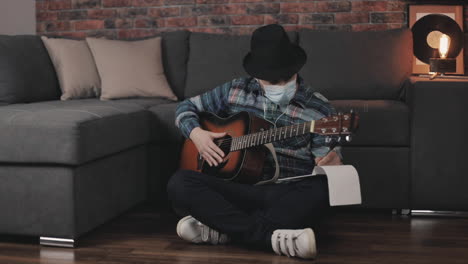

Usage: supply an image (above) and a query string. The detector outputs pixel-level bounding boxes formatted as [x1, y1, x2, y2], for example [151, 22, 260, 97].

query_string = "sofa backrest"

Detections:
[298, 28, 413, 100]
[160, 30, 190, 100]
[184, 31, 298, 98]
[0, 35, 61, 104]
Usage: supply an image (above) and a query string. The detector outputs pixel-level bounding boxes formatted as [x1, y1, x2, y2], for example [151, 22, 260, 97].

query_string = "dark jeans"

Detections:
[167, 169, 330, 250]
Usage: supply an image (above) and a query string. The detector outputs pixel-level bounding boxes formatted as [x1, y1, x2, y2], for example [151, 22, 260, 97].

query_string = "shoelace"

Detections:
[274, 231, 300, 257]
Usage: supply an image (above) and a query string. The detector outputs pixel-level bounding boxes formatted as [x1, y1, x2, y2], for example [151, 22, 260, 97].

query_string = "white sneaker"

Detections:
[176, 215, 230, 245]
[271, 228, 317, 259]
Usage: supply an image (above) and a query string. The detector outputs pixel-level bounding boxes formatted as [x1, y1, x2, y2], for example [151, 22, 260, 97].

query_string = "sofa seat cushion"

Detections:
[330, 100, 409, 146]
[0, 98, 172, 165]
[148, 103, 183, 143]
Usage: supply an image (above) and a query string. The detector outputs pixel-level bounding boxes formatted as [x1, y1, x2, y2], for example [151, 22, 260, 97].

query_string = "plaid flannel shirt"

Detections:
[175, 74, 342, 181]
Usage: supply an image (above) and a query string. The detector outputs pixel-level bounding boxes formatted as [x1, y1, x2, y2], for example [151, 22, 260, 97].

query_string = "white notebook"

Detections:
[277, 165, 362, 206]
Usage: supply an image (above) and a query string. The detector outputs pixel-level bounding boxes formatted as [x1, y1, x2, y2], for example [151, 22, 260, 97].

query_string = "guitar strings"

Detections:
[213, 123, 308, 149]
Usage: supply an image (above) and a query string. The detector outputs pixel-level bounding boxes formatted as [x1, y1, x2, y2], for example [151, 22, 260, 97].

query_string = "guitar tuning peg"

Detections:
[325, 136, 331, 143]
[345, 135, 352, 142]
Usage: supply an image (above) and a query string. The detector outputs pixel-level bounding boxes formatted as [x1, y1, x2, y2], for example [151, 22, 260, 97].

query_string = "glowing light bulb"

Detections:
[439, 34, 450, 59]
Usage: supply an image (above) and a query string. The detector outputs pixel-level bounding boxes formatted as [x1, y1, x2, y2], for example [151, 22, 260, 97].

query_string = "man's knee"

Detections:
[166, 169, 200, 205]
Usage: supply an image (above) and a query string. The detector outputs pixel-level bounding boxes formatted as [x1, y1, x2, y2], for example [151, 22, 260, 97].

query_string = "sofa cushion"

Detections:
[41, 36, 101, 100]
[184, 31, 298, 98]
[148, 103, 183, 143]
[298, 28, 413, 100]
[0, 98, 171, 165]
[330, 100, 410, 146]
[0, 35, 61, 104]
[86, 37, 178, 101]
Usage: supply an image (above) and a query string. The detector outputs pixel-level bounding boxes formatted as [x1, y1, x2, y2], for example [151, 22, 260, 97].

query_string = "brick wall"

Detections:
[36, 0, 468, 72]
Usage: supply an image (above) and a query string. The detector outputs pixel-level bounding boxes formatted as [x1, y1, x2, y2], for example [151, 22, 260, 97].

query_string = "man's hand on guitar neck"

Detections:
[315, 150, 343, 166]
[189, 127, 226, 167]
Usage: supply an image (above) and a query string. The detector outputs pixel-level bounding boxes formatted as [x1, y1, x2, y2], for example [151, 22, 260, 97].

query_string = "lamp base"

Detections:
[429, 58, 456, 73]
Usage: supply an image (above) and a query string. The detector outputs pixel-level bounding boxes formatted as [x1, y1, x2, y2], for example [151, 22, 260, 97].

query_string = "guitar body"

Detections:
[179, 111, 272, 184]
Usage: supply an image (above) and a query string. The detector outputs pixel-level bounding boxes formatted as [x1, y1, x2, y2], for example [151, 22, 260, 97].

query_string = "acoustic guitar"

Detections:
[179, 111, 359, 184]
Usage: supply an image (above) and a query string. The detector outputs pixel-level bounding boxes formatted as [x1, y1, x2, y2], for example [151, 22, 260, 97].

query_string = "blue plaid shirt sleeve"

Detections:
[175, 80, 231, 139]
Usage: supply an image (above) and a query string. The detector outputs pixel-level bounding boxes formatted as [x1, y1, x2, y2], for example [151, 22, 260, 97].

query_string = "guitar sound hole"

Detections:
[213, 135, 232, 157]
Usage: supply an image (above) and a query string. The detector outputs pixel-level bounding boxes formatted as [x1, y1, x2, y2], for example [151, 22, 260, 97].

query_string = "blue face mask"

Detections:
[258, 77, 297, 106]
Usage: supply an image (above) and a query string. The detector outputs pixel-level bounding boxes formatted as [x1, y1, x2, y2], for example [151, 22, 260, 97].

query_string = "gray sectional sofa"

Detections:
[1, 28, 466, 247]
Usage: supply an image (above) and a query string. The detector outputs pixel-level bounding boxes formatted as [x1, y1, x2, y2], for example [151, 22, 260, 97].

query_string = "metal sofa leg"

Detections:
[392, 209, 411, 216]
[410, 210, 468, 217]
[40, 237, 75, 248]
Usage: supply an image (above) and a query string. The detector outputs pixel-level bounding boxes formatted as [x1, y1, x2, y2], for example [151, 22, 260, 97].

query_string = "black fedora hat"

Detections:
[243, 24, 307, 81]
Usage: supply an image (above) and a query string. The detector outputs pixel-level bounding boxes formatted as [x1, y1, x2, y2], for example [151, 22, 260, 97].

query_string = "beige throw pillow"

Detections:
[85, 37, 177, 101]
[41, 36, 100, 100]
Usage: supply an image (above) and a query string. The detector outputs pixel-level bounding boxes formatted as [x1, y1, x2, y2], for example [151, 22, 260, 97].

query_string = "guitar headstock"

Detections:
[312, 111, 359, 139]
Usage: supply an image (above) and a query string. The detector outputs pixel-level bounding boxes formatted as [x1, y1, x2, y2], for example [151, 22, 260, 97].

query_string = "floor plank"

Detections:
[1, 205, 468, 264]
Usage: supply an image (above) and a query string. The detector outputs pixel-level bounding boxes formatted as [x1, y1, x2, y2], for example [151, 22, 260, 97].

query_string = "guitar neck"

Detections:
[230, 121, 315, 152]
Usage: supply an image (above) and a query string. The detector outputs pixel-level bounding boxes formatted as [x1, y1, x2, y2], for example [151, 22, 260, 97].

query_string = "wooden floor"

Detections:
[1, 204, 468, 264]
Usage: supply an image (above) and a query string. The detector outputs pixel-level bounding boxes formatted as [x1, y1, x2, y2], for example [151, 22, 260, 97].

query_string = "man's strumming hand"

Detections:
[315, 150, 343, 166]
[189, 127, 226, 167]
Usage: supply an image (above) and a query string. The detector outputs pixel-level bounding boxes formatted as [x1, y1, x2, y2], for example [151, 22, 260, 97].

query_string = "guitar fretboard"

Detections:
[230, 122, 313, 151]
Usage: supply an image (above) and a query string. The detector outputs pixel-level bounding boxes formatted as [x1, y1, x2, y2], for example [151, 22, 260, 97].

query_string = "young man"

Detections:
[168, 24, 342, 259]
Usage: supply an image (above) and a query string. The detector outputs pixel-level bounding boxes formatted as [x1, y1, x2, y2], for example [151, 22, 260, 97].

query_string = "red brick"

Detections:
[44, 21, 72, 32]
[316, 1, 351, 13]
[247, 3, 280, 14]
[36, 22, 47, 33]
[135, 18, 164, 28]
[352, 1, 388, 12]
[187, 27, 226, 34]
[387, 1, 406, 12]
[197, 15, 230, 26]
[196, 0, 229, 3]
[117, 29, 158, 39]
[48, 0, 72, 10]
[265, 14, 298, 25]
[103, 0, 132, 7]
[58, 10, 88, 20]
[88, 9, 117, 19]
[72, 0, 101, 9]
[335, 12, 369, 24]
[36, 1, 49, 11]
[117, 8, 148, 17]
[165, 17, 197, 27]
[148, 7, 180, 17]
[73, 20, 105, 30]
[230, 0, 267, 2]
[231, 15, 264, 25]
[370, 12, 405, 24]
[104, 18, 133, 29]
[352, 24, 388, 31]
[212, 4, 247, 15]
[300, 14, 334, 24]
[280, 3, 316, 13]
[229, 26, 256, 35]
[163, 0, 194, 5]
[36, 12, 58, 22]
[132, 0, 163, 6]
[387, 24, 405, 30]
[57, 31, 88, 39]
